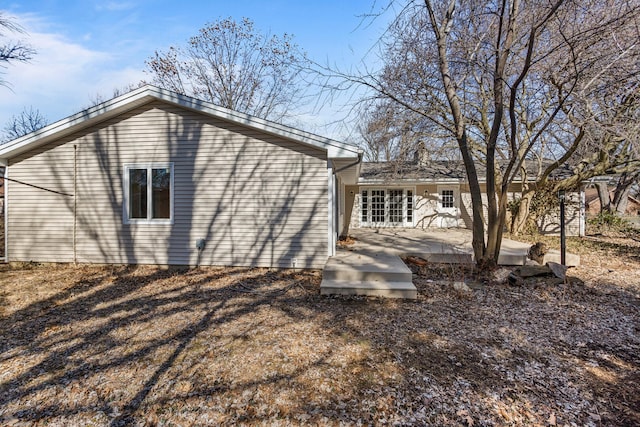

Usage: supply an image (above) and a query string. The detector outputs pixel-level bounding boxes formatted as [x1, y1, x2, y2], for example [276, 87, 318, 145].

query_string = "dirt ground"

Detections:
[0, 234, 638, 426]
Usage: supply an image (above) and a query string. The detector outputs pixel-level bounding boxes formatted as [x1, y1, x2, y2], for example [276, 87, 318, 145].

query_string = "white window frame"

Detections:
[440, 189, 455, 209]
[360, 187, 415, 227]
[123, 163, 174, 225]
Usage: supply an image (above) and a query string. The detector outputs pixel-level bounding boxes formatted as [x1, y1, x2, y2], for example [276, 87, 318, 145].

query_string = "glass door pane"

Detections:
[371, 190, 385, 224]
[361, 190, 368, 223]
[388, 189, 403, 224]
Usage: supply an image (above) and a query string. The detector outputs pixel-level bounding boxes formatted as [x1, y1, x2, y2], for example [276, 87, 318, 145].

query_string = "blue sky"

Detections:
[1, 1, 391, 139]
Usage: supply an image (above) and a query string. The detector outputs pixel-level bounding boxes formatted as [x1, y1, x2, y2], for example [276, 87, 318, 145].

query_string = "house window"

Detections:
[124, 163, 173, 224]
[441, 189, 455, 209]
[360, 188, 414, 227]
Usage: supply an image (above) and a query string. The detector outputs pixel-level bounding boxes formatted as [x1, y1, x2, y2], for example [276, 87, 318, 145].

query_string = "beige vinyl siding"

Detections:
[7, 141, 75, 262]
[8, 101, 328, 268]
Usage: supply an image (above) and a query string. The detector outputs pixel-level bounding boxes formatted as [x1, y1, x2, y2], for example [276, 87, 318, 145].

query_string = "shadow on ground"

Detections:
[0, 262, 638, 425]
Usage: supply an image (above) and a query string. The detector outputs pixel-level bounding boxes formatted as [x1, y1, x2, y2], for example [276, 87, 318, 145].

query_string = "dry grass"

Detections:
[0, 235, 638, 426]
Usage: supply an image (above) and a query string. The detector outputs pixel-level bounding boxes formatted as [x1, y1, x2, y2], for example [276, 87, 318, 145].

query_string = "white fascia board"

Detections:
[0, 85, 361, 161]
[357, 176, 609, 187]
[358, 178, 464, 185]
[326, 145, 361, 159]
[0, 87, 155, 160]
[157, 87, 361, 159]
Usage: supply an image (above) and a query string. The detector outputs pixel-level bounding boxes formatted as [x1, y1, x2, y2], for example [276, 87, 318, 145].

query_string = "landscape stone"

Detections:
[547, 262, 568, 280]
[514, 265, 553, 278]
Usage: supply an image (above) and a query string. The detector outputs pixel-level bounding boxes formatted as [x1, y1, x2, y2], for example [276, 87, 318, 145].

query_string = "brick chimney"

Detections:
[413, 141, 429, 166]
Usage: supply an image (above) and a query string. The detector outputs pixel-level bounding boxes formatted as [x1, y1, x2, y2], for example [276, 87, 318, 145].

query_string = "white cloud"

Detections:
[0, 12, 146, 125]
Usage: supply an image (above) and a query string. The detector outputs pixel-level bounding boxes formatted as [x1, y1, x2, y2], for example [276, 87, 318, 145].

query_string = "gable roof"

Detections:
[0, 85, 361, 163]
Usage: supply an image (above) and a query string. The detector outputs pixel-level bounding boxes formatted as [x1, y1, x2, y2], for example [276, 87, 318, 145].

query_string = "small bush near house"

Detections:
[587, 210, 638, 236]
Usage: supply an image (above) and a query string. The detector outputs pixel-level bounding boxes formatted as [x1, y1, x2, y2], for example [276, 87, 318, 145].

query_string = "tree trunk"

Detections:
[613, 185, 631, 215]
[511, 189, 536, 235]
[596, 181, 611, 213]
[612, 172, 637, 215]
[493, 188, 510, 261]
[484, 0, 520, 267]
[460, 133, 487, 264]
[425, 0, 486, 265]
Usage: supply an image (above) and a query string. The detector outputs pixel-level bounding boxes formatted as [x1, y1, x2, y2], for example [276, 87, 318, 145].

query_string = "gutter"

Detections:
[334, 152, 363, 174]
[358, 178, 464, 185]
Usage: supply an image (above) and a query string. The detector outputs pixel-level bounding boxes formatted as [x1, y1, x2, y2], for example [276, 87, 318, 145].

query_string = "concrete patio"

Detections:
[320, 228, 579, 299]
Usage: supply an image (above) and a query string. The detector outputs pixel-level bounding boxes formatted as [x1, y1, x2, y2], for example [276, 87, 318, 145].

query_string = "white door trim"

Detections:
[359, 187, 415, 227]
[436, 185, 460, 228]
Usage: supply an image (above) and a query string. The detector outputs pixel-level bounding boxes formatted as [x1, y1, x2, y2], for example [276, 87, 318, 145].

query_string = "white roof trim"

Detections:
[0, 85, 361, 160]
[358, 178, 465, 185]
[358, 177, 597, 186]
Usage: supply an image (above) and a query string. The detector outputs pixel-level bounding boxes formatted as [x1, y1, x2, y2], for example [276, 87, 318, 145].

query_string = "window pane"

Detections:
[129, 169, 147, 219]
[371, 190, 385, 223]
[407, 190, 413, 222]
[442, 190, 454, 208]
[389, 189, 403, 224]
[152, 168, 171, 219]
[361, 190, 368, 223]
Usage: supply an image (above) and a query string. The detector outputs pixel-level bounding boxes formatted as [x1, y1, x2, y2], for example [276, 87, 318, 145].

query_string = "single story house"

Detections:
[341, 158, 586, 237]
[0, 85, 362, 268]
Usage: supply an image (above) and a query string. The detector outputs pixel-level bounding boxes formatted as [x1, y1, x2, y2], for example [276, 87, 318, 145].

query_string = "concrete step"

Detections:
[544, 250, 580, 267]
[323, 251, 413, 282]
[497, 247, 528, 266]
[405, 251, 473, 264]
[320, 279, 417, 299]
[322, 265, 413, 282]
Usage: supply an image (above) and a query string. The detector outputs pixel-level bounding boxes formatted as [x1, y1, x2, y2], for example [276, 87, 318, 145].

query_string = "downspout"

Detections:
[73, 144, 77, 264]
[329, 152, 362, 254]
[3, 164, 7, 263]
[327, 165, 335, 257]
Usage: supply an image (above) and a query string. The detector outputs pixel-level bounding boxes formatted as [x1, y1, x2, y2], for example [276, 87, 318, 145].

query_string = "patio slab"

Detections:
[348, 228, 543, 266]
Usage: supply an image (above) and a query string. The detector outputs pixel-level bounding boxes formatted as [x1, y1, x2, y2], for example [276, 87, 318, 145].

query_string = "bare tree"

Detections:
[511, 82, 640, 233]
[2, 106, 47, 142]
[316, 0, 640, 266]
[85, 83, 146, 109]
[357, 95, 460, 163]
[357, 99, 428, 161]
[145, 17, 308, 123]
[1, 12, 35, 87]
[357, 101, 394, 161]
